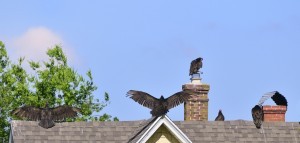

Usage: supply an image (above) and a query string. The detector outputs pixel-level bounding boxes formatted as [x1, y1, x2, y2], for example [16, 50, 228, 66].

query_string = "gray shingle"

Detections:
[11, 120, 142, 143]
[11, 120, 300, 143]
[174, 120, 300, 143]
[127, 116, 158, 143]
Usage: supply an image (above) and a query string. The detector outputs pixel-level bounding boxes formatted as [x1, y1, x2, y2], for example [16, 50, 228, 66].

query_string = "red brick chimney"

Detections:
[262, 105, 287, 122]
[182, 83, 210, 121]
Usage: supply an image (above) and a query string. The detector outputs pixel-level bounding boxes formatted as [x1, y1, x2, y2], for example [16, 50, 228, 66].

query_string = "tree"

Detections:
[0, 41, 117, 142]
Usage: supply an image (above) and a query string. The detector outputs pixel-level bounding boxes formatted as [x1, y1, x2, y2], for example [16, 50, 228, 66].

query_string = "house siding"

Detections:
[146, 125, 180, 143]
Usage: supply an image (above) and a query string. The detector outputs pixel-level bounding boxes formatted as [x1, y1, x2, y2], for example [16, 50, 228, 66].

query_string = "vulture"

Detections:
[257, 91, 288, 107]
[251, 91, 287, 129]
[12, 103, 81, 129]
[214, 110, 225, 121]
[271, 91, 288, 106]
[189, 57, 203, 76]
[127, 90, 195, 117]
[251, 105, 263, 129]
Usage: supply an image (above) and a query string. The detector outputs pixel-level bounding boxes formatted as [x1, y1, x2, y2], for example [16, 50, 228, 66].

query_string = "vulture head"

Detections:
[215, 109, 225, 121]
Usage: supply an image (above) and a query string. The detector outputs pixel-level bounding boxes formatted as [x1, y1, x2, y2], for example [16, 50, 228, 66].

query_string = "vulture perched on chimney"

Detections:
[12, 103, 81, 129]
[189, 57, 203, 76]
[215, 110, 225, 121]
[251, 91, 287, 129]
[127, 90, 196, 117]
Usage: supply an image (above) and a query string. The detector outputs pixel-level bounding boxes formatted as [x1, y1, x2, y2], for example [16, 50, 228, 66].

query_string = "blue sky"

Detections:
[0, 1, 299, 121]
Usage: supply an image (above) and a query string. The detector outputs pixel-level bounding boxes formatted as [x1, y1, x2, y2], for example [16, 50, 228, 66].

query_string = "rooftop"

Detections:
[10, 119, 300, 143]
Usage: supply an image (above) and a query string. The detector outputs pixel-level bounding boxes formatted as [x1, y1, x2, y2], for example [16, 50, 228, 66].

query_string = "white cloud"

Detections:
[11, 27, 76, 64]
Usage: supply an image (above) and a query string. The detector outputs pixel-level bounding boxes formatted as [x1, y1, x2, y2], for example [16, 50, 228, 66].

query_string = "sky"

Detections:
[0, 1, 299, 121]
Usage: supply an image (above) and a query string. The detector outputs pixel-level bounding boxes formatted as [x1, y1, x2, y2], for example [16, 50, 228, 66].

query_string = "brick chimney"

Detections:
[182, 83, 210, 121]
[262, 105, 287, 122]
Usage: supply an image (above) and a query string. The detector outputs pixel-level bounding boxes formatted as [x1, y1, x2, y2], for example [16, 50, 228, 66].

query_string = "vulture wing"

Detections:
[126, 90, 159, 109]
[12, 106, 42, 121]
[257, 91, 275, 106]
[251, 105, 263, 129]
[272, 91, 288, 106]
[51, 105, 81, 121]
[189, 60, 195, 76]
[166, 91, 194, 109]
[257, 91, 288, 107]
[197, 58, 203, 69]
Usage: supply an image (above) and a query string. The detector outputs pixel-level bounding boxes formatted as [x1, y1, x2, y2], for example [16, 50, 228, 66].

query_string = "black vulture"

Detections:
[251, 105, 263, 129]
[214, 110, 225, 121]
[271, 91, 288, 106]
[189, 57, 203, 76]
[257, 91, 288, 107]
[252, 91, 287, 129]
[12, 103, 81, 129]
[127, 90, 196, 117]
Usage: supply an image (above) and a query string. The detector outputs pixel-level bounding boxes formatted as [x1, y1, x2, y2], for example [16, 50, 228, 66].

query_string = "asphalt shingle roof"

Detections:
[127, 116, 157, 143]
[11, 120, 300, 143]
[10, 120, 148, 143]
[175, 120, 300, 143]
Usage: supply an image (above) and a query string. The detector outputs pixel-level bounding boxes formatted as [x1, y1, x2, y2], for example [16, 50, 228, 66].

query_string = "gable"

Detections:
[135, 115, 192, 143]
[146, 125, 180, 143]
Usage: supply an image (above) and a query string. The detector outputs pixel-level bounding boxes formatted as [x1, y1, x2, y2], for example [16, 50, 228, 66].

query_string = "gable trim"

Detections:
[136, 115, 192, 143]
[9, 123, 13, 143]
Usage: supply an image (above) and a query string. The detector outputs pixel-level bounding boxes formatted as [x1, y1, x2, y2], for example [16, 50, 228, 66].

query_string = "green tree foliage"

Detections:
[0, 41, 117, 142]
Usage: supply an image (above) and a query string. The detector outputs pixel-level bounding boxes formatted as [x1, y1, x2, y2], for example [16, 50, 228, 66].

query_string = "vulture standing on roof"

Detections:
[189, 57, 203, 76]
[215, 110, 225, 121]
[251, 105, 263, 129]
[12, 103, 81, 129]
[127, 90, 195, 117]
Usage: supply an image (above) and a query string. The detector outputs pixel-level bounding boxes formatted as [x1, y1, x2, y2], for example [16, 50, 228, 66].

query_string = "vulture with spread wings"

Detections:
[251, 91, 287, 129]
[12, 103, 81, 129]
[189, 57, 203, 76]
[271, 91, 288, 106]
[127, 90, 195, 116]
[257, 91, 288, 107]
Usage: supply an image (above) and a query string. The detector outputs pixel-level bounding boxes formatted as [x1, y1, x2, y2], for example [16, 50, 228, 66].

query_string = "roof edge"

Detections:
[137, 115, 192, 143]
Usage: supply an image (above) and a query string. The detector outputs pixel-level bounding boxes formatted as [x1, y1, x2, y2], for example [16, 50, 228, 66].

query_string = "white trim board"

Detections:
[137, 115, 192, 143]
